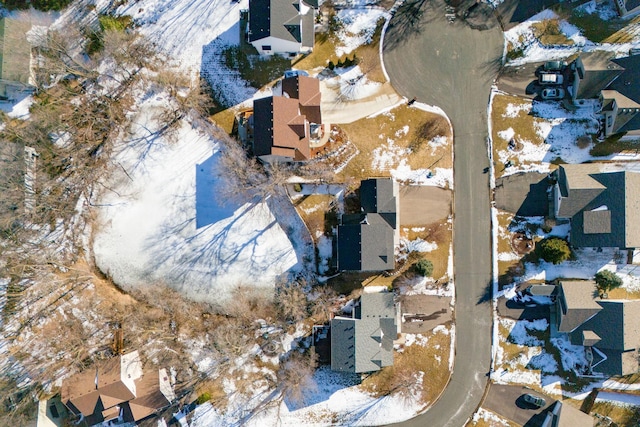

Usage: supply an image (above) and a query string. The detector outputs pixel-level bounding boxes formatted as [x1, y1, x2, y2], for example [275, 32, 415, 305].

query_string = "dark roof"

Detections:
[337, 214, 395, 271]
[331, 292, 396, 373]
[556, 164, 640, 248]
[0, 18, 32, 84]
[248, 0, 315, 46]
[625, 0, 640, 11]
[573, 52, 624, 100]
[337, 178, 398, 271]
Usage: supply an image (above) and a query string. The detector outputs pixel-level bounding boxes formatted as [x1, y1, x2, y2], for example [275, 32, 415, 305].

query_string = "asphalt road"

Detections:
[383, 1, 503, 426]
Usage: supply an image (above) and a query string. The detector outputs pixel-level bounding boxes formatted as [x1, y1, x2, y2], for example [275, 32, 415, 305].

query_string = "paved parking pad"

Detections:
[399, 294, 452, 334]
[495, 172, 549, 217]
[483, 384, 555, 427]
[400, 185, 452, 226]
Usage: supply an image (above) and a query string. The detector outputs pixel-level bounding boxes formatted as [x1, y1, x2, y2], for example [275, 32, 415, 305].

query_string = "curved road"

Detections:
[383, 1, 503, 426]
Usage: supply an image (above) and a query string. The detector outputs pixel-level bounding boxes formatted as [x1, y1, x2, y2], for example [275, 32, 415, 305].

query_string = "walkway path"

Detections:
[383, 1, 503, 425]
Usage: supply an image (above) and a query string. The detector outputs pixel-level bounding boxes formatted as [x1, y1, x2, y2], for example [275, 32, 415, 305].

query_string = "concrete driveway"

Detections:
[400, 185, 451, 226]
[384, 0, 503, 424]
[483, 384, 555, 427]
[399, 294, 452, 334]
[495, 172, 550, 217]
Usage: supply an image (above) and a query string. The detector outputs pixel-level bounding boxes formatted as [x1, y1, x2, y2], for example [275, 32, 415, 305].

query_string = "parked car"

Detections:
[543, 60, 566, 71]
[523, 393, 546, 408]
[541, 87, 565, 100]
[539, 72, 563, 85]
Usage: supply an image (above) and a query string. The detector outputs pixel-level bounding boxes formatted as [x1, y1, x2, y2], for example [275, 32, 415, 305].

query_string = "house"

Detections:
[247, 0, 317, 55]
[36, 395, 67, 427]
[252, 75, 322, 162]
[541, 400, 595, 427]
[553, 280, 640, 376]
[0, 17, 33, 98]
[61, 351, 174, 426]
[568, 52, 640, 137]
[615, 0, 640, 18]
[552, 163, 640, 250]
[337, 178, 399, 271]
[330, 291, 397, 373]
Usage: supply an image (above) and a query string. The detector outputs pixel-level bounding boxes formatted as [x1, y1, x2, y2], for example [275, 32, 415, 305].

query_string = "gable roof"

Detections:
[557, 280, 601, 333]
[556, 164, 640, 248]
[337, 178, 398, 271]
[337, 214, 395, 271]
[331, 292, 396, 373]
[0, 18, 32, 84]
[573, 52, 624, 100]
[542, 401, 595, 427]
[248, 0, 315, 47]
[282, 75, 321, 124]
[61, 351, 172, 424]
[253, 96, 311, 161]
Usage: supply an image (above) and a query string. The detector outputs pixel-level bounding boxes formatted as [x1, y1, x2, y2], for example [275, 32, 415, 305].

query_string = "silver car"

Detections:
[541, 87, 565, 100]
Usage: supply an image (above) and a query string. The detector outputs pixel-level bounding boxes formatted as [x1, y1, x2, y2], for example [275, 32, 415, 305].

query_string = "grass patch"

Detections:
[531, 19, 574, 46]
[564, 7, 627, 43]
[338, 105, 452, 182]
[294, 194, 334, 241]
[590, 133, 640, 157]
[361, 325, 452, 406]
[590, 401, 640, 426]
[606, 287, 640, 300]
[210, 108, 237, 135]
[222, 46, 291, 88]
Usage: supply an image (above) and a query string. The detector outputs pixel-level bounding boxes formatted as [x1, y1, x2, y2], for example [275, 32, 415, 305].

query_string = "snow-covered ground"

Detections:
[92, 93, 301, 303]
[504, 2, 640, 66]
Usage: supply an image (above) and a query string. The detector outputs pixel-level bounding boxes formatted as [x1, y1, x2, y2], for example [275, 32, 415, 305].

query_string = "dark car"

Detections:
[541, 87, 565, 100]
[543, 60, 566, 71]
[523, 393, 546, 408]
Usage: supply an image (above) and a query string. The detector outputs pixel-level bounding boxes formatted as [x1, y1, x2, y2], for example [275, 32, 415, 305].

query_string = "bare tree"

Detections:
[277, 348, 318, 407]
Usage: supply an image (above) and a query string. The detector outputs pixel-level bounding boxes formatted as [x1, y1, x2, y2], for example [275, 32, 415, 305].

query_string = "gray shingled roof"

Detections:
[557, 280, 601, 333]
[337, 214, 395, 271]
[567, 298, 640, 376]
[331, 292, 396, 373]
[248, 0, 315, 46]
[337, 179, 398, 271]
[542, 401, 595, 427]
[556, 164, 640, 248]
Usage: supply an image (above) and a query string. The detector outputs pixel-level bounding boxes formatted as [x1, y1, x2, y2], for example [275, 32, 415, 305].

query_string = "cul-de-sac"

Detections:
[1, 0, 640, 426]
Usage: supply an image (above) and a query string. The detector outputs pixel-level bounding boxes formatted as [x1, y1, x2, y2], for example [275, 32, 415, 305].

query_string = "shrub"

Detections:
[594, 270, 622, 293]
[415, 259, 433, 277]
[293, 183, 302, 192]
[195, 392, 212, 405]
[538, 237, 571, 264]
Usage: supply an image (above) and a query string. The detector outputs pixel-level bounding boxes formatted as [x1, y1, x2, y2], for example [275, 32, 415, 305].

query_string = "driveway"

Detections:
[483, 383, 555, 427]
[400, 185, 451, 226]
[383, 0, 503, 425]
[495, 172, 550, 217]
[399, 294, 452, 334]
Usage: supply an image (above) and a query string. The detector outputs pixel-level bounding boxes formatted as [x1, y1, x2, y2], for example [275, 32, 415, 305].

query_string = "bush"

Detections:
[538, 237, 571, 264]
[415, 259, 433, 277]
[594, 270, 622, 293]
[195, 392, 212, 405]
[293, 183, 302, 192]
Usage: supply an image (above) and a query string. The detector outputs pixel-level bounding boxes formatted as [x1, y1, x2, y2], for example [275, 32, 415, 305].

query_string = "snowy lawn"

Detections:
[92, 94, 304, 303]
[185, 326, 453, 426]
[468, 407, 517, 427]
[338, 104, 453, 186]
[492, 317, 593, 395]
[491, 93, 601, 178]
[590, 399, 640, 427]
[504, 5, 640, 67]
